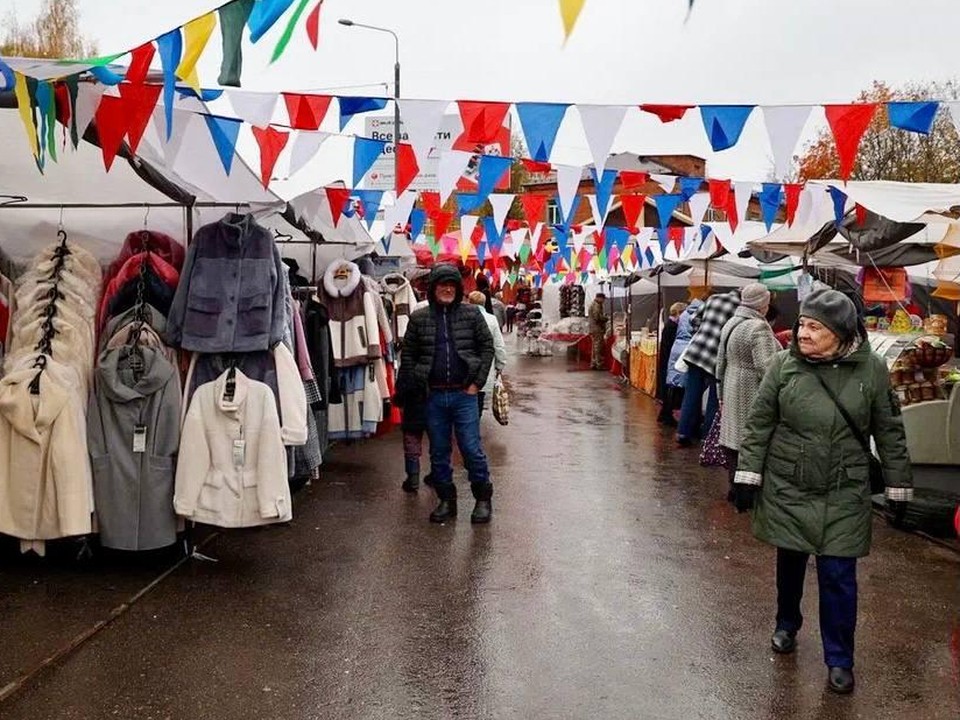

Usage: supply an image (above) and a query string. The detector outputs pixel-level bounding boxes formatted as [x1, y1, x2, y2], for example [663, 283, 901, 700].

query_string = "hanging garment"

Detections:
[98, 252, 180, 332]
[174, 368, 291, 528]
[361, 274, 394, 347]
[88, 346, 181, 551]
[100, 303, 169, 352]
[379, 273, 419, 341]
[106, 265, 176, 320]
[0, 365, 93, 541]
[318, 260, 382, 366]
[274, 343, 308, 446]
[104, 230, 185, 287]
[166, 213, 286, 353]
[328, 365, 382, 441]
[183, 351, 279, 424]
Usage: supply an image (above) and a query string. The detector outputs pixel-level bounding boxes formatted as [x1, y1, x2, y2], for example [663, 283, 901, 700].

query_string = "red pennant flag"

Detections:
[520, 193, 547, 225]
[579, 247, 591, 272]
[708, 179, 731, 210]
[505, 219, 522, 232]
[282, 93, 333, 130]
[521, 158, 552, 174]
[433, 210, 453, 239]
[420, 190, 442, 218]
[668, 226, 684, 253]
[620, 194, 646, 231]
[639, 104, 693, 123]
[251, 125, 289, 187]
[126, 43, 156, 84]
[94, 96, 127, 171]
[619, 170, 649, 192]
[54, 82, 71, 127]
[470, 220, 485, 247]
[325, 187, 352, 227]
[306, 1, 323, 50]
[457, 100, 511, 145]
[784, 183, 803, 226]
[824, 104, 878, 181]
[395, 142, 419, 194]
[592, 230, 605, 251]
[118, 82, 162, 155]
[855, 203, 867, 226]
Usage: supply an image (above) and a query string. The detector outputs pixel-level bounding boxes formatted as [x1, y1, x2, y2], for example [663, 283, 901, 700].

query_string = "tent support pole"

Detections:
[655, 272, 662, 398]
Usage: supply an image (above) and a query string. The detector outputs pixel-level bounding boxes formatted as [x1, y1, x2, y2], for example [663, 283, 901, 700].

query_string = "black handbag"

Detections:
[815, 374, 886, 495]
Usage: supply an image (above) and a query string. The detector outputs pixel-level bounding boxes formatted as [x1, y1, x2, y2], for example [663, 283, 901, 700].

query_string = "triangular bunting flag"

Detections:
[407, 206, 426, 239]
[283, 92, 333, 130]
[620, 194, 645, 231]
[252, 125, 290, 187]
[759, 183, 783, 231]
[461, 215, 481, 248]
[217, 0, 254, 86]
[733, 182, 753, 232]
[784, 182, 803, 226]
[556, 164, 583, 226]
[577, 104, 627, 175]
[438, 150, 474, 203]
[306, 1, 322, 49]
[606, 226, 630, 253]
[248, 0, 295, 43]
[229, 90, 278, 127]
[678, 177, 703, 200]
[325, 187, 352, 227]
[203, 114, 243, 174]
[420, 191, 442, 218]
[708, 179, 732, 210]
[558, 0, 587, 42]
[176, 12, 216, 88]
[156, 29, 182, 139]
[654, 194, 684, 231]
[688, 192, 709, 228]
[477, 241, 487, 266]
[271, 0, 313, 63]
[762, 105, 812, 180]
[477, 154, 514, 201]
[590, 168, 617, 220]
[521, 158, 552, 174]
[699, 105, 755, 152]
[383, 190, 418, 238]
[521, 194, 548, 226]
[639, 104, 693, 123]
[457, 100, 511, 145]
[94, 95, 126, 171]
[828, 185, 848, 226]
[456, 192, 485, 215]
[433, 210, 454, 239]
[288, 130, 329, 177]
[353, 137, 387, 186]
[483, 216, 507, 251]
[947, 102, 960, 137]
[516, 102, 569, 162]
[126, 42, 156, 84]
[887, 101, 939, 135]
[399, 98, 448, 167]
[586, 195, 607, 230]
[340, 96, 389, 131]
[619, 170, 648, 191]
[395, 143, 419, 194]
[489, 194, 516, 236]
[668, 226, 685, 254]
[651, 173, 675, 193]
[73, 82, 105, 141]
[118, 82, 162, 155]
[824, 104, 878, 181]
[560, 194, 581, 230]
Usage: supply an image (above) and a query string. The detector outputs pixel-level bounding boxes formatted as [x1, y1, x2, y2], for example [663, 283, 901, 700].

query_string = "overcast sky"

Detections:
[4, 0, 960, 182]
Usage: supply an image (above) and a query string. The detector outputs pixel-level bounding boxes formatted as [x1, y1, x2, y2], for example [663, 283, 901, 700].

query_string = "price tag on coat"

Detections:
[133, 425, 147, 453]
[233, 439, 246, 468]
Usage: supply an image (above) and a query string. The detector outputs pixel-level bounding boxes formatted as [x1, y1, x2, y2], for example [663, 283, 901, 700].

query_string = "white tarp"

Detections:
[809, 180, 960, 223]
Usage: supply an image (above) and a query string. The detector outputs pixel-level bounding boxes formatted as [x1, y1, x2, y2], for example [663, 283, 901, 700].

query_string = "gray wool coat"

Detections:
[88, 346, 182, 551]
[716, 306, 781, 451]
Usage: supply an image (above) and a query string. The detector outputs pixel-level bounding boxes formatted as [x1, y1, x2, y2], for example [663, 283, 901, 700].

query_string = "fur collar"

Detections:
[322, 260, 361, 298]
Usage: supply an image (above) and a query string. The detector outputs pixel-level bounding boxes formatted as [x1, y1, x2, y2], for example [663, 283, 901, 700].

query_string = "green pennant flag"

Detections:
[271, 0, 312, 63]
[428, 237, 441, 258]
[65, 52, 124, 66]
[518, 242, 531, 264]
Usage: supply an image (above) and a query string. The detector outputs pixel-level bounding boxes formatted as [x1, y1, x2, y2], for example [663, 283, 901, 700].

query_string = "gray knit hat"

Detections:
[739, 282, 771, 311]
[799, 289, 858, 342]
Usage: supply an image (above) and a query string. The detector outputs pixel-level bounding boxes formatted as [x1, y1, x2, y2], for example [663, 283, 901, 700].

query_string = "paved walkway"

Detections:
[1, 351, 958, 719]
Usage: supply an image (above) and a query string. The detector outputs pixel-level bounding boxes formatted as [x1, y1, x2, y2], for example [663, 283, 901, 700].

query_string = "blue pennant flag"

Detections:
[551, 225, 569, 255]
[456, 192, 485, 215]
[516, 102, 569, 162]
[606, 226, 630, 253]
[590, 168, 618, 219]
[89, 65, 124, 86]
[559, 194, 582, 230]
[654, 194, 685, 231]
[679, 177, 704, 201]
[483, 216, 506, 250]
[248, 0, 296, 43]
[177, 87, 225, 102]
[340, 96, 389, 130]
[699, 224, 713, 250]
[827, 186, 848, 226]
[759, 183, 783, 231]
[699, 105, 755, 151]
[477, 155, 514, 203]
[0, 58, 14, 91]
[156, 29, 182, 139]
[408, 207, 426, 239]
[644, 246, 656, 267]
[203, 115, 242, 175]
[887, 101, 939, 135]
[477, 241, 488, 266]
[381, 235, 392, 254]
[353, 137, 387, 186]
[356, 189, 386, 230]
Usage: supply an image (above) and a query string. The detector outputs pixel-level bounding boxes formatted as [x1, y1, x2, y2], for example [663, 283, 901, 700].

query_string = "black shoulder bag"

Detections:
[814, 374, 886, 495]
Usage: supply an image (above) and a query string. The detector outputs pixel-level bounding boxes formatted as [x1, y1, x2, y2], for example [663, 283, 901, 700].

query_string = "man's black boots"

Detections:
[429, 483, 457, 523]
[470, 483, 493, 524]
[401, 474, 419, 493]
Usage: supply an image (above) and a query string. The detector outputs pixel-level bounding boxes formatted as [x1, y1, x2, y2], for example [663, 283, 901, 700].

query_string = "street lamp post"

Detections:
[339, 19, 401, 195]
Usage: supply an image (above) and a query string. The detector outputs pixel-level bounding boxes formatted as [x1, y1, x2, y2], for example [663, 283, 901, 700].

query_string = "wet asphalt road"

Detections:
[1, 350, 958, 720]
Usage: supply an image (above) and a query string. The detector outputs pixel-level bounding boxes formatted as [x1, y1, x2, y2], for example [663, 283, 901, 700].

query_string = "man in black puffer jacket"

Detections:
[398, 264, 494, 524]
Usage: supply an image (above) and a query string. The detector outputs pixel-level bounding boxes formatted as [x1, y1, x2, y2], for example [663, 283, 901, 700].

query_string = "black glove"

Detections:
[733, 484, 759, 513]
[886, 500, 909, 527]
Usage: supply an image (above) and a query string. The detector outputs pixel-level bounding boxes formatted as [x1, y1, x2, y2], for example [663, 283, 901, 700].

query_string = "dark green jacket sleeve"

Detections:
[868, 354, 913, 500]
[735, 351, 786, 485]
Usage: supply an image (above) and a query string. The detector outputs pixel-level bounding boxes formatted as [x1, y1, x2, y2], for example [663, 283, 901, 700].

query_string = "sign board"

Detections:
[364, 114, 512, 192]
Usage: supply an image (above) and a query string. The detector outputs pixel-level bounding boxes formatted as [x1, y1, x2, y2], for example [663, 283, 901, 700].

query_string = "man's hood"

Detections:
[427, 263, 464, 307]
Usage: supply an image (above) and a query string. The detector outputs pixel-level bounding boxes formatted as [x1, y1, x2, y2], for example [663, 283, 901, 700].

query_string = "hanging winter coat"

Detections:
[88, 346, 181, 551]
[319, 260, 382, 366]
[380, 273, 419, 341]
[104, 230, 184, 287]
[166, 213, 286, 353]
[0, 365, 93, 541]
[174, 369, 291, 528]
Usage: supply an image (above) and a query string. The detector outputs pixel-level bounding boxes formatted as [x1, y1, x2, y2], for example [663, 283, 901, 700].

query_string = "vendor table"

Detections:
[629, 337, 658, 396]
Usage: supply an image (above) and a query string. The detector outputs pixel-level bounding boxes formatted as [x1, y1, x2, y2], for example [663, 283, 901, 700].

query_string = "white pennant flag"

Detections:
[74, 83, 106, 139]
[460, 214, 480, 247]
[683, 227, 700, 258]
[586, 194, 610, 230]
[556, 164, 583, 224]
[151, 107, 189, 164]
[438, 150, 474, 204]
[577, 104, 628, 176]
[530, 222, 545, 254]
[227, 90, 279, 127]
[489, 193, 516, 236]
[399, 98, 449, 166]
[382, 189, 418, 239]
[506, 228, 528, 259]
[762, 105, 812, 180]
[287, 131, 330, 178]
[688, 192, 710, 228]
[651, 173, 676, 193]
[734, 182, 754, 228]
[947, 102, 960, 136]
[711, 222, 736, 254]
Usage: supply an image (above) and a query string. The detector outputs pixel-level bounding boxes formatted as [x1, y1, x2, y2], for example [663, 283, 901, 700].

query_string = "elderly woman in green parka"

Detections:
[732, 289, 912, 695]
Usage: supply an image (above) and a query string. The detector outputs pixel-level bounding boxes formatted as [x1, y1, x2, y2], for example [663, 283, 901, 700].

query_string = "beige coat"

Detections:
[0, 366, 93, 540]
[174, 369, 292, 528]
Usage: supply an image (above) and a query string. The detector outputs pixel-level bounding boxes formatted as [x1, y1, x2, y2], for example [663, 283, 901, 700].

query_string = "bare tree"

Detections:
[1, 0, 97, 58]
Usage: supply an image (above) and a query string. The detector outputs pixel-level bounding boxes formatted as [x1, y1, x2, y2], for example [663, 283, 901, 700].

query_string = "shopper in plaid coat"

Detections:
[676, 289, 740, 445]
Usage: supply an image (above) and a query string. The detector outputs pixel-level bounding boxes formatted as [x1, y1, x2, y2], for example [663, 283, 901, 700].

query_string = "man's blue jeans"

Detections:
[677, 364, 718, 441]
[427, 389, 490, 487]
